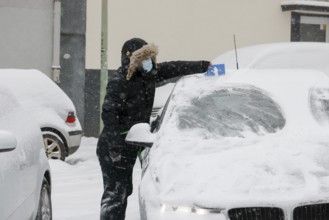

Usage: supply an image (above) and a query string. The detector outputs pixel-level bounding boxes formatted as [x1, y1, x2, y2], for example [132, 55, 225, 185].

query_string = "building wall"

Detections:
[60, 0, 86, 130]
[0, 0, 53, 76]
[86, 0, 291, 70]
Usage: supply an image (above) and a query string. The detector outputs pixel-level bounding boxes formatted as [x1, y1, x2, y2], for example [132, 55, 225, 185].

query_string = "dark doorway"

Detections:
[291, 12, 328, 42]
[300, 23, 326, 42]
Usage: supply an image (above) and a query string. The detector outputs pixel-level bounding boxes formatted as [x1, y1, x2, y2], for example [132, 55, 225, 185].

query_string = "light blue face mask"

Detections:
[142, 58, 153, 73]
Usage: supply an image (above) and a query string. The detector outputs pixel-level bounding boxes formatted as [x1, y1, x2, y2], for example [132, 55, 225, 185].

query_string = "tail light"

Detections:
[66, 111, 76, 123]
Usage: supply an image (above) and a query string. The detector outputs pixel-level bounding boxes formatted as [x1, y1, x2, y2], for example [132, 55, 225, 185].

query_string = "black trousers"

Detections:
[97, 132, 139, 220]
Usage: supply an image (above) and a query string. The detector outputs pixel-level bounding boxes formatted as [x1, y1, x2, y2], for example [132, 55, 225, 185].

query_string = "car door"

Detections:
[0, 88, 41, 219]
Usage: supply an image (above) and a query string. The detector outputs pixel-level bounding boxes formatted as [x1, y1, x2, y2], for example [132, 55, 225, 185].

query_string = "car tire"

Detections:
[43, 133, 66, 161]
[35, 178, 52, 220]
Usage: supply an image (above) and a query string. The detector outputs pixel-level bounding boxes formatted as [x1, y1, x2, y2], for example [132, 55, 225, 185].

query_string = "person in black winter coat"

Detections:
[96, 38, 210, 220]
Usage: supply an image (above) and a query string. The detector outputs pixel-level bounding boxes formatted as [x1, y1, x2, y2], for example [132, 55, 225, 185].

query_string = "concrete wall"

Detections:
[60, 0, 86, 130]
[0, 0, 53, 76]
[86, 0, 291, 70]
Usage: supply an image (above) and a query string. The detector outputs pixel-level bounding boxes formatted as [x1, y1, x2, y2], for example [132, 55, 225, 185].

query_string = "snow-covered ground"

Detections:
[49, 137, 141, 220]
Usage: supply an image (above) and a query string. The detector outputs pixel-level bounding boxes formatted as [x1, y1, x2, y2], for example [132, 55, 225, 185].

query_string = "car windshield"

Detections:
[176, 86, 285, 137]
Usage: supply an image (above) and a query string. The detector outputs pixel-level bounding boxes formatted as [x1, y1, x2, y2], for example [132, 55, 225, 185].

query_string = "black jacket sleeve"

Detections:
[154, 60, 210, 83]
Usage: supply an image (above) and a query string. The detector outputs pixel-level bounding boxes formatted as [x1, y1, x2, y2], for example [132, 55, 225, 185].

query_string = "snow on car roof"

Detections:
[212, 42, 329, 77]
[169, 69, 329, 129]
[0, 69, 75, 111]
[145, 69, 329, 208]
[0, 69, 77, 127]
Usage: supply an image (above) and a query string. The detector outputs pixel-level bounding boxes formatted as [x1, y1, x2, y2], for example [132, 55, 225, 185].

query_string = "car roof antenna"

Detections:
[233, 34, 239, 70]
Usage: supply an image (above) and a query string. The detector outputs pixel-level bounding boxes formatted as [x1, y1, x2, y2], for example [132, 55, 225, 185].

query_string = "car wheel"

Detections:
[36, 178, 52, 220]
[43, 133, 66, 161]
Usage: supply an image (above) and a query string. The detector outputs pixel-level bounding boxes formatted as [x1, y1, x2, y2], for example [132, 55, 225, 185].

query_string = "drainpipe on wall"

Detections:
[52, 0, 61, 83]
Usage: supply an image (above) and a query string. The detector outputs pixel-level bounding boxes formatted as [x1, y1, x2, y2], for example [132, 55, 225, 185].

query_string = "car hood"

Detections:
[148, 130, 329, 207]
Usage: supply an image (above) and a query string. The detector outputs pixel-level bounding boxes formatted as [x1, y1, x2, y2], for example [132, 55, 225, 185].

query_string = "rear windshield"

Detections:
[177, 86, 285, 137]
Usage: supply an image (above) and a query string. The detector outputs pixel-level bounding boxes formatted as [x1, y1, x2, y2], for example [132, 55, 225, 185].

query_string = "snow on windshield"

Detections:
[144, 70, 329, 206]
[177, 86, 285, 138]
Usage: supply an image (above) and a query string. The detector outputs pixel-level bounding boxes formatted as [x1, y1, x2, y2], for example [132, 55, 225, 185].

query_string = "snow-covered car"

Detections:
[0, 87, 52, 220]
[126, 69, 329, 220]
[152, 42, 329, 117]
[0, 69, 83, 160]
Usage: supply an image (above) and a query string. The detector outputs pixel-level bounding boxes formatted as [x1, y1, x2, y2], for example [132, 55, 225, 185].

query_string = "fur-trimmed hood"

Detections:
[126, 43, 158, 80]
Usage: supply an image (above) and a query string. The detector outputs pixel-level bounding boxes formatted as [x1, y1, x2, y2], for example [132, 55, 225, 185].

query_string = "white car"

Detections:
[213, 42, 329, 76]
[0, 87, 52, 220]
[126, 69, 329, 220]
[0, 69, 83, 160]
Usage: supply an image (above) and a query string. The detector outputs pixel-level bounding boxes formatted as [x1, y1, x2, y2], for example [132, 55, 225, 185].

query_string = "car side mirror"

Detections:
[0, 130, 17, 152]
[125, 123, 155, 148]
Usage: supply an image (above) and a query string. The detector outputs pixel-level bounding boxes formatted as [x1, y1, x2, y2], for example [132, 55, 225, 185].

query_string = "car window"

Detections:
[310, 87, 329, 125]
[176, 86, 285, 137]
